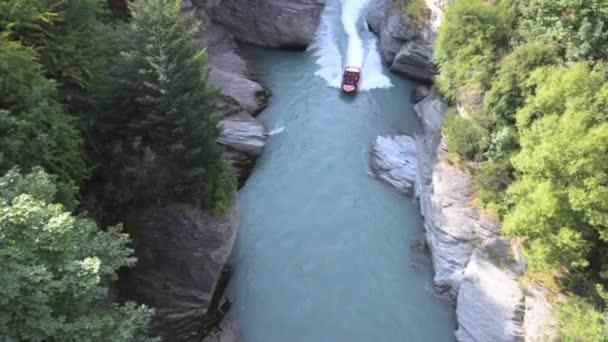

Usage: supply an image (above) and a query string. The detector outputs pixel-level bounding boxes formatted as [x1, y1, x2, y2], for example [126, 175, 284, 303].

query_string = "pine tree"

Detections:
[100, 0, 235, 213]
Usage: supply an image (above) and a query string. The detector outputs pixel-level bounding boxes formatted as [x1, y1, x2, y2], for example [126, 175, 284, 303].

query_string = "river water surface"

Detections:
[229, 0, 456, 340]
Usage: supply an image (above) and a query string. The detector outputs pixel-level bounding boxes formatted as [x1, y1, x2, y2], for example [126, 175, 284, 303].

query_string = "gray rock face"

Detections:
[391, 41, 436, 82]
[412, 84, 431, 103]
[455, 251, 525, 341]
[218, 113, 267, 156]
[413, 92, 448, 133]
[192, 4, 269, 182]
[367, 0, 438, 82]
[524, 286, 558, 342]
[370, 91, 556, 341]
[370, 135, 418, 195]
[205, 0, 326, 49]
[124, 203, 238, 342]
[202, 314, 241, 342]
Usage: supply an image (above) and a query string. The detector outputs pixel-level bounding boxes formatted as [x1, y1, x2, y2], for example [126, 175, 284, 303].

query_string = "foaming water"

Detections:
[341, 0, 369, 67]
[310, 0, 392, 90]
[268, 125, 286, 136]
[309, 0, 342, 88]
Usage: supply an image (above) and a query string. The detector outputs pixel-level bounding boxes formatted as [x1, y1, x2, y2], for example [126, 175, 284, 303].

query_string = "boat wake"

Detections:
[269, 125, 286, 136]
[309, 0, 392, 91]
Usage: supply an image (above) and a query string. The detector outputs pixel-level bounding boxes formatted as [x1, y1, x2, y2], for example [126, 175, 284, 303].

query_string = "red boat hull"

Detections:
[342, 84, 357, 93]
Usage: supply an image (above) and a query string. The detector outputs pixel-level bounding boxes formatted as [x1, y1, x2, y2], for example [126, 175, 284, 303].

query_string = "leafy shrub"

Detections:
[519, 0, 608, 62]
[435, 0, 512, 99]
[486, 126, 518, 161]
[484, 41, 561, 126]
[403, 0, 431, 28]
[558, 297, 608, 341]
[473, 159, 512, 213]
[444, 114, 489, 161]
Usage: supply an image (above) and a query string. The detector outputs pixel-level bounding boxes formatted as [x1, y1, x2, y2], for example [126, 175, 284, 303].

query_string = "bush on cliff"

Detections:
[519, 0, 608, 63]
[444, 114, 489, 161]
[0, 168, 155, 341]
[504, 63, 608, 271]
[403, 0, 430, 28]
[434, 0, 512, 100]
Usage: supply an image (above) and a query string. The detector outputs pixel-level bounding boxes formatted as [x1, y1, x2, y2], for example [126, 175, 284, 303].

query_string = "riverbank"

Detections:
[368, 0, 558, 340]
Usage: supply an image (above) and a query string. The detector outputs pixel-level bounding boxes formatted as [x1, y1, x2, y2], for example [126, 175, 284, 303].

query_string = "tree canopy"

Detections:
[0, 168, 155, 341]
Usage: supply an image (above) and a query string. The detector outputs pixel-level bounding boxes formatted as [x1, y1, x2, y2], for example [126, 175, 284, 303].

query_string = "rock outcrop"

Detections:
[188, 1, 270, 182]
[366, 0, 438, 82]
[370, 89, 557, 341]
[371, 135, 418, 195]
[204, 0, 326, 49]
[123, 203, 238, 342]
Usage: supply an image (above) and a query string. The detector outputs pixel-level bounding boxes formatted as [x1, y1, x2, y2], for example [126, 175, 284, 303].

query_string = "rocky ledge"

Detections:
[370, 90, 557, 341]
[204, 0, 326, 49]
[122, 203, 238, 342]
[366, 0, 440, 82]
[186, 1, 271, 183]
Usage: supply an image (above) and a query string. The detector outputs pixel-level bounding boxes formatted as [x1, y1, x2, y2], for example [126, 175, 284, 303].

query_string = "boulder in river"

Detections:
[370, 135, 418, 195]
[123, 203, 238, 342]
[205, 0, 326, 49]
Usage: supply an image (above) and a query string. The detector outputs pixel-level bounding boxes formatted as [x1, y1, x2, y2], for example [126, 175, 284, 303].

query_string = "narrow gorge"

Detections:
[129, 0, 557, 341]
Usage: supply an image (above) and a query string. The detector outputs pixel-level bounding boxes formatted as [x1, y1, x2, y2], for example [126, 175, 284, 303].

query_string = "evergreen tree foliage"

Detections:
[0, 0, 124, 120]
[0, 36, 86, 207]
[96, 0, 235, 213]
[0, 168, 155, 341]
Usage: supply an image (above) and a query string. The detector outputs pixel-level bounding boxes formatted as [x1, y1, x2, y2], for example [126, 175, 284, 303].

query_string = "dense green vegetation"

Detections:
[0, 168, 155, 341]
[436, 0, 608, 338]
[0, 0, 234, 339]
[403, 0, 431, 28]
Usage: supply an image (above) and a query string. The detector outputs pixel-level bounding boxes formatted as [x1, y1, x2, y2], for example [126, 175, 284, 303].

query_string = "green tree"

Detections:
[484, 41, 561, 126]
[96, 0, 235, 214]
[0, 37, 86, 207]
[0, 0, 123, 120]
[504, 63, 608, 270]
[444, 114, 489, 161]
[0, 168, 155, 341]
[519, 0, 608, 62]
[435, 0, 512, 100]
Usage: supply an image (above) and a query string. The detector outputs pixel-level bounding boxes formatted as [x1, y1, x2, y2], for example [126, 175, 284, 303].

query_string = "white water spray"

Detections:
[310, 0, 392, 91]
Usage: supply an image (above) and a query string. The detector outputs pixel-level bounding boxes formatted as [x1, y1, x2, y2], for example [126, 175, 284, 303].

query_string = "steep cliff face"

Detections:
[186, 1, 270, 183]
[123, 204, 238, 342]
[204, 0, 326, 49]
[366, 0, 437, 82]
[370, 90, 558, 341]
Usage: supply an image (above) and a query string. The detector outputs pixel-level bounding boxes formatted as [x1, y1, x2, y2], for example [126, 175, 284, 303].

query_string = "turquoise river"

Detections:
[229, 0, 456, 340]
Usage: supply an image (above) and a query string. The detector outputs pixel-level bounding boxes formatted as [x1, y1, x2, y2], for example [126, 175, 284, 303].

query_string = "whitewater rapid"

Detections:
[309, 0, 392, 91]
